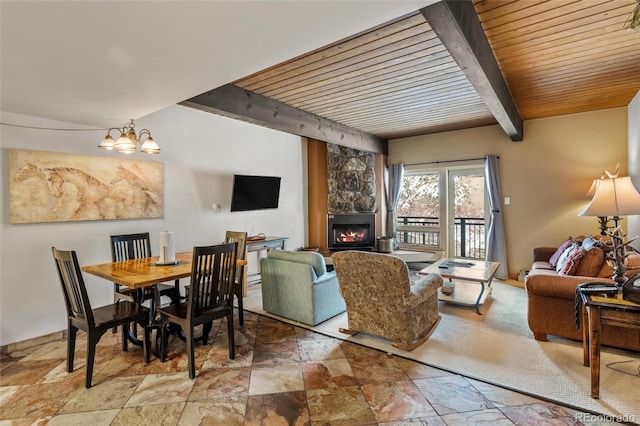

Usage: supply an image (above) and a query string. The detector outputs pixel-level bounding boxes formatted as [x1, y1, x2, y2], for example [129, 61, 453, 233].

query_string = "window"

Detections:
[396, 165, 487, 259]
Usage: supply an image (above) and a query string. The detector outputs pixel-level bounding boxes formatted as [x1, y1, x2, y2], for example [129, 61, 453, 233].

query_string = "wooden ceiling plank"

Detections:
[310, 78, 476, 117]
[181, 84, 387, 154]
[349, 107, 495, 129]
[240, 22, 436, 93]
[383, 116, 498, 140]
[331, 93, 488, 123]
[522, 97, 634, 120]
[282, 57, 459, 105]
[276, 53, 456, 105]
[299, 72, 467, 113]
[235, 12, 426, 87]
[502, 46, 640, 74]
[298, 69, 466, 109]
[362, 110, 494, 132]
[515, 80, 640, 104]
[482, 1, 630, 41]
[496, 33, 639, 66]
[260, 43, 449, 99]
[291, 66, 460, 110]
[322, 81, 481, 114]
[478, 0, 582, 32]
[257, 37, 446, 98]
[421, 0, 523, 141]
[485, 11, 632, 53]
[511, 64, 640, 94]
[472, 0, 521, 16]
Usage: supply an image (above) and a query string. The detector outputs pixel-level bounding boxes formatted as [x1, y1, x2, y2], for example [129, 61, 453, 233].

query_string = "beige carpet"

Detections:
[243, 280, 640, 420]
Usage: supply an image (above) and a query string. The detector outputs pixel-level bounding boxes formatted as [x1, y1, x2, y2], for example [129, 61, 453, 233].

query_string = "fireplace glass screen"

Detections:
[332, 224, 370, 245]
[327, 214, 376, 249]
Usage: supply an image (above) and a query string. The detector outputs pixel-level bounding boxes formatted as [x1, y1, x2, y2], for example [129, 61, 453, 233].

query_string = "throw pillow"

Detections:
[596, 253, 640, 279]
[550, 238, 575, 268]
[555, 243, 579, 273]
[581, 236, 601, 251]
[575, 246, 605, 277]
[558, 245, 584, 275]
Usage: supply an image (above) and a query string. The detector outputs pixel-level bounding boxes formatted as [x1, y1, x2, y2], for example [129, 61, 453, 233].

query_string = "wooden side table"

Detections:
[580, 293, 640, 398]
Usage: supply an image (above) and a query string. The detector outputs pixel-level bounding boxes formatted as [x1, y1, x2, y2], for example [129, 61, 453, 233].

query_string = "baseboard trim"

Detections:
[0, 330, 66, 356]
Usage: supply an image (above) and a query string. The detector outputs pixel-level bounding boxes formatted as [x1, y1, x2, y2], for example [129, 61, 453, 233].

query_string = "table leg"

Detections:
[589, 306, 601, 399]
[582, 304, 590, 367]
[122, 288, 147, 347]
[473, 277, 495, 315]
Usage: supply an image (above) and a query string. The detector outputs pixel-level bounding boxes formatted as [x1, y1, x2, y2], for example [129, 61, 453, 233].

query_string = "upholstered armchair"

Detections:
[260, 250, 346, 326]
[332, 250, 443, 351]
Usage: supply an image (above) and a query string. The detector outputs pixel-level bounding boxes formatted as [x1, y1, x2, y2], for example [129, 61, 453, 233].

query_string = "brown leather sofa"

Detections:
[525, 245, 640, 351]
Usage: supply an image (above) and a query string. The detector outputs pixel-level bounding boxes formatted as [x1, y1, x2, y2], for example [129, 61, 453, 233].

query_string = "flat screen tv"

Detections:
[230, 174, 281, 212]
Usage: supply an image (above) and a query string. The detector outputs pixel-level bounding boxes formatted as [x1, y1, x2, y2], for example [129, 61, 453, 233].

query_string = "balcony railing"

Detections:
[396, 216, 486, 259]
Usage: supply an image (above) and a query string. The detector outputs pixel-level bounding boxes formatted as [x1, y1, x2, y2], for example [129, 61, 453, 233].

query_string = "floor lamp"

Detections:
[578, 176, 640, 288]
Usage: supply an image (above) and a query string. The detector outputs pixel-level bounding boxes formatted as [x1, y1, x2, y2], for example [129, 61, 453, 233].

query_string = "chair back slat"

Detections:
[52, 247, 95, 326]
[188, 243, 237, 316]
[110, 233, 152, 261]
[225, 231, 247, 284]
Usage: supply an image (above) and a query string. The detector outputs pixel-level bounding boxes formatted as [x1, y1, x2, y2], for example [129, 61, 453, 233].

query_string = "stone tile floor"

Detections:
[0, 311, 614, 425]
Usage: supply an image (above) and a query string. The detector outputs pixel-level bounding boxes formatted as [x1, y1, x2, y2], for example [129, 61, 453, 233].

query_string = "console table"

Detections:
[244, 236, 288, 293]
[580, 293, 640, 398]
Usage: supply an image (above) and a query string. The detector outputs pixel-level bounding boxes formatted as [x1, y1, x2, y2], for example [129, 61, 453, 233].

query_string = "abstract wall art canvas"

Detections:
[8, 148, 164, 224]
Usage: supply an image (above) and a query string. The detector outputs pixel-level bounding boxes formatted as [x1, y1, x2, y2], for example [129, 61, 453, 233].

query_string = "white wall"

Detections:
[628, 90, 640, 250]
[0, 105, 307, 346]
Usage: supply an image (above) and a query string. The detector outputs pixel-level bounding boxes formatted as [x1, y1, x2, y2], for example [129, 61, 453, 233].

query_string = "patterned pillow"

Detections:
[555, 243, 579, 273]
[558, 245, 584, 275]
[549, 238, 575, 268]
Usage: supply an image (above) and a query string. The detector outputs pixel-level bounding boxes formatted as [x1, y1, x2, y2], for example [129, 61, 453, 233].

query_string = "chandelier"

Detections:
[98, 119, 160, 154]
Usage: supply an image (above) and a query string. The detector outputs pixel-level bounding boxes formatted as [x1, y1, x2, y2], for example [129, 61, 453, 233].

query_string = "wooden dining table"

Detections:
[81, 251, 246, 349]
[82, 251, 195, 290]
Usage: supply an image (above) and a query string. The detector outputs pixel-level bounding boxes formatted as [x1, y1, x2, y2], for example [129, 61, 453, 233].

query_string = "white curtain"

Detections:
[485, 155, 509, 279]
[385, 163, 404, 247]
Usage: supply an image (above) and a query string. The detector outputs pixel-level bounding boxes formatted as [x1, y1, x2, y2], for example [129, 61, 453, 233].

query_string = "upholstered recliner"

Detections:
[332, 250, 443, 351]
[260, 250, 346, 326]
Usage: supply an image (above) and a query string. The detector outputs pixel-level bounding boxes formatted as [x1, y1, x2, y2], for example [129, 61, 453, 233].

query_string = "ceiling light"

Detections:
[98, 119, 160, 154]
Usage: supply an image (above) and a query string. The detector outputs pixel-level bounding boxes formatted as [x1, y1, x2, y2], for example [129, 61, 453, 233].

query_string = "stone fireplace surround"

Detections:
[306, 139, 386, 252]
[325, 143, 378, 250]
[326, 143, 376, 214]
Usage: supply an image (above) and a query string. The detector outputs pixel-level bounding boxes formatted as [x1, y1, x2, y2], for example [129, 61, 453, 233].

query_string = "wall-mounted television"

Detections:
[230, 174, 281, 212]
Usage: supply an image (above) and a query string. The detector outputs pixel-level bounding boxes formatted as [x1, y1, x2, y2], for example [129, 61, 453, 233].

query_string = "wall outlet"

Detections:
[504, 197, 511, 205]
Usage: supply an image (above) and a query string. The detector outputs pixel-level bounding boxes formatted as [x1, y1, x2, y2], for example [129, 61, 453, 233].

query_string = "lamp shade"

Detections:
[579, 176, 640, 217]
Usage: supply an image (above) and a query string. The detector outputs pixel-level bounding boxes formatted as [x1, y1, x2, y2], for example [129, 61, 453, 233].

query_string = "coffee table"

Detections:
[419, 258, 500, 314]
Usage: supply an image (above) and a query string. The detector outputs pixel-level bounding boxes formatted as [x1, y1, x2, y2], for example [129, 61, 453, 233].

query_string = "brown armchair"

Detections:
[331, 251, 443, 351]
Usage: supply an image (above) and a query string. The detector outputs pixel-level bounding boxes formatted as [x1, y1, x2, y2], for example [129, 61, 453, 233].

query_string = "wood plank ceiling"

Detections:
[231, 0, 639, 141]
[476, 0, 640, 120]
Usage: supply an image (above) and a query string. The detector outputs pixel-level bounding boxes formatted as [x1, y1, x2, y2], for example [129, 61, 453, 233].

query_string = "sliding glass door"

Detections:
[448, 167, 486, 258]
[396, 165, 487, 259]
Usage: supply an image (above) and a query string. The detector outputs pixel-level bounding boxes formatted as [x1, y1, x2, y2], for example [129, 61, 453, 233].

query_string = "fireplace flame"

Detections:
[336, 230, 367, 243]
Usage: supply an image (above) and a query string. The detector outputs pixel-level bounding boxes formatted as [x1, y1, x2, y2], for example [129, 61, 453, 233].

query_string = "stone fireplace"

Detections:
[326, 143, 378, 250]
[327, 213, 376, 250]
[306, 139, 385, 252]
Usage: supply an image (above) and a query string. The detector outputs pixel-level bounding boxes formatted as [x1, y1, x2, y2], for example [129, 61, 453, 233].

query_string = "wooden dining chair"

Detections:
[159, 242, 237, 379]
[51, 247, 151, 388]
[225, 231, 247, 325]
[110, 233, 181, 309]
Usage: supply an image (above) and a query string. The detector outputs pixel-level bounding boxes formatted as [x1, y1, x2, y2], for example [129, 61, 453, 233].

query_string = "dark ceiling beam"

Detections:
[421, 0, 523, 141]
[181, 84, 388, 154]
